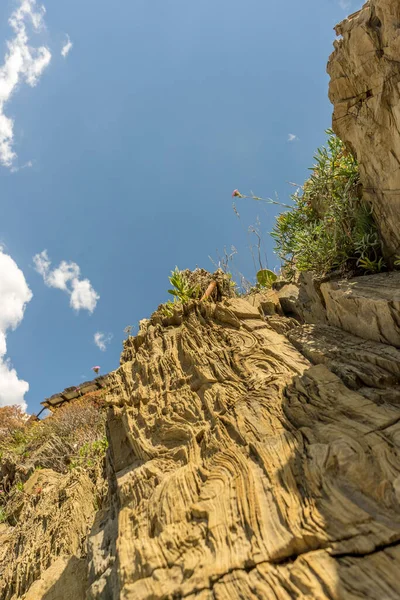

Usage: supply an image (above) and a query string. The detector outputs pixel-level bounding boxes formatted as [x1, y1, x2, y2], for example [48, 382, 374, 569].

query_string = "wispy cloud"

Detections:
[61, 34, 72, 58]
[0, 0, 52, 170]
[339, 0, 351, 10]
[94, 332, 112, 352]
[33, 250, 100, 313]
[288, 133, 299, 142]
[0, 247, 32, 409]
[10, 160, 33, 173]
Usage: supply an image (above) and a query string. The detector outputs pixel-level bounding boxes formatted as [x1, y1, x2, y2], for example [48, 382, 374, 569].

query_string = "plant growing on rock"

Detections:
[168, 267, 200, 303]
[271, 130, 384, 277]
[235, 131, 384, 279]
[228, 200, 288, 292]
[256, 268, 277, 288]
[0, 405, 27, 438]
[163, 267, 201, 315]
[0, 398, 107, 481]
[69, 436, 108, 471]
[124, 325, 133, 337]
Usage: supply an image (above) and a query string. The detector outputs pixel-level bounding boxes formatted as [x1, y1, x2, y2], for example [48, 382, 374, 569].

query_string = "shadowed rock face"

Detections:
[328, 0, 400, 259]
[0, 470, 96, 600]
[86, 297, 400, 599]
[320, 271, 400, 347]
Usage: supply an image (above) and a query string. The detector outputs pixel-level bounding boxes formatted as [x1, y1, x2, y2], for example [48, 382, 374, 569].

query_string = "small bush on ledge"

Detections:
[271, 130, 384, 278]
[161, 268, 235, 316]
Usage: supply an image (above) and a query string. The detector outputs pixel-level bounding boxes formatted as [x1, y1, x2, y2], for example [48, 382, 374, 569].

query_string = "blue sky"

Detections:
[0, 0, 361, 414]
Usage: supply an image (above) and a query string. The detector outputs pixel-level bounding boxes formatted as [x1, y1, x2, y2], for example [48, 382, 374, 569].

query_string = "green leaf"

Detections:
[256, 269, 277, 288]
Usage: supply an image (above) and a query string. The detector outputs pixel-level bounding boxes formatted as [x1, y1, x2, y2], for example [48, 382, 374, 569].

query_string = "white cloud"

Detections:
[94, 332, 112, 352]
[61, 34, 72, 58]
[0, 247, 32, 409]
[70, 279, 99, 313]
[339, 0, 351, 9]
[48, 261, 80, 290]
[288, 133, 299, 142]
[33, 250, 99, 314]
[0, 0, 52, 169]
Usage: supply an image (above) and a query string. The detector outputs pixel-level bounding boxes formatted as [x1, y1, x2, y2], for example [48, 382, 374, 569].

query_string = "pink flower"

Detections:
[232, 189, 241, 198]
[92, 366, 100, 374]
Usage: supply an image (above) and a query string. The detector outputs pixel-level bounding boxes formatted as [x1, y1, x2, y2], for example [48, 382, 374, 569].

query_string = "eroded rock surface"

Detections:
[288, 322, 400, 402]
[328, 0, 400, 258]
[87, 297, 400, 599]
[1, 281, 400, 599]
[24, 557, 88, 600]
[0, 469, 96, 600]
[321, 271, 400, 347]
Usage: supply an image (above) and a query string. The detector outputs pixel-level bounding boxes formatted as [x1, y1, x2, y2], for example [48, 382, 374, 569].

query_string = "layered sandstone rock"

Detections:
[288, 322, 400, 402]
[1, 283, 400, 599]
[4, 1, 400, 593]
[320, 271, 400, 347]
[24, 557, 88, 600]
[0, 469, 96, 600]
[328, 0, 400, 259]
[85, 295, 400, 599]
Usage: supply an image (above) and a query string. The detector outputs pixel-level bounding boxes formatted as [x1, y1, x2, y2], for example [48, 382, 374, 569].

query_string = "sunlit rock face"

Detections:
[328, 0, 400, 259]
[89, 295, 400, 599]
[2, 272, 400, 599]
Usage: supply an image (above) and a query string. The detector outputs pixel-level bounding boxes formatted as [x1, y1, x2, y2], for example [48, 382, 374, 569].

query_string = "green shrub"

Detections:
[0, 507, 6, 523]
[0, 397, 107, 475]
[271, 131, 384, 278]
[163, 267, 200, 315]
[69, 437, 108, 471]
[168, 267, 200, 303]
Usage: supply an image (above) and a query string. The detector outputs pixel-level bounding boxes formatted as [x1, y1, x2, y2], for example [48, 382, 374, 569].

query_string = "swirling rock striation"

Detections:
[87, 296, 400, 599]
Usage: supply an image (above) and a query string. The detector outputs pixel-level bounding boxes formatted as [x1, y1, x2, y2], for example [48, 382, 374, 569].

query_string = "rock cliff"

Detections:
[328, 0, 400, 259]
[2, 275, 400, 599]
[2, 1, 400, 597]
[86, 291, 400, 599]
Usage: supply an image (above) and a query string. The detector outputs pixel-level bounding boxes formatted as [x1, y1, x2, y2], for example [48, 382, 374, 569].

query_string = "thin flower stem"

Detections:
[242, 194, 292, 209]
